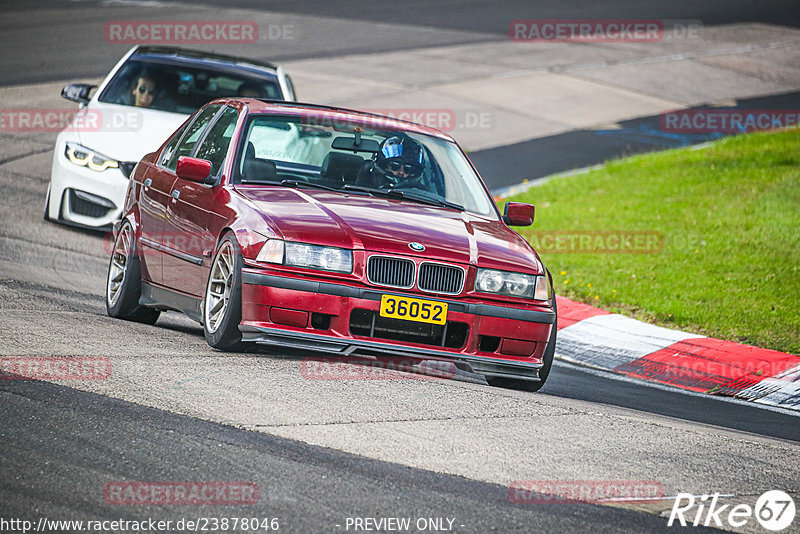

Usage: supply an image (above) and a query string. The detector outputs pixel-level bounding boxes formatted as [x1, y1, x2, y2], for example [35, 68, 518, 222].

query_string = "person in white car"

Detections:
[131, 71, 158, 108]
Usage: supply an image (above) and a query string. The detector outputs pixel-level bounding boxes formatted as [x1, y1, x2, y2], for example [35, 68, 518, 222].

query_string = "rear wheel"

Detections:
[105, 221, 160, 324]
[486, 299, 557, 392]
[203, 232, 244, 351]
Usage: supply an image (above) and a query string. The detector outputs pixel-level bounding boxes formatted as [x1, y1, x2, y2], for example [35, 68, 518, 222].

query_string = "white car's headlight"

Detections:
[257, 239, 353, 273]
[65, 142, 119, 172]
[475, 268, 550, 300]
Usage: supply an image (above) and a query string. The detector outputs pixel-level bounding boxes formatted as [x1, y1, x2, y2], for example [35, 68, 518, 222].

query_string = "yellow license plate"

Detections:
[379, 295, 448, 325]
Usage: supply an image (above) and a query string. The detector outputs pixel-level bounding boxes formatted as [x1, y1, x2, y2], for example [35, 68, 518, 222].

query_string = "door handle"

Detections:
[171, 190, 180, 201]
[143, 178, 152, 188]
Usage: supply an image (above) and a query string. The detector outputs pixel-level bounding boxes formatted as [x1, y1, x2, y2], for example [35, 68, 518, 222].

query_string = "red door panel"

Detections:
[136, 162, 177, 286]
[162, 181, 227, 296]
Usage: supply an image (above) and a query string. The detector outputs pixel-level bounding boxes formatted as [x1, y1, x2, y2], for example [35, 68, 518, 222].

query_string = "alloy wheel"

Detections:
[107, 224, 133, 307]
[205, 240, 235, 333]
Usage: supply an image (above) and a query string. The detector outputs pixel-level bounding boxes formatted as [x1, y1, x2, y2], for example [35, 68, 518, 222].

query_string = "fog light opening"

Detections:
[479, 335, 501, 353]
[311, 312, 332, 330]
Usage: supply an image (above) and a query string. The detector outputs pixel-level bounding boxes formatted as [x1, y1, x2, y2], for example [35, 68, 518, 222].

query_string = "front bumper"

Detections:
[47, 136, 130, 229]
[240, 270, 556, 382]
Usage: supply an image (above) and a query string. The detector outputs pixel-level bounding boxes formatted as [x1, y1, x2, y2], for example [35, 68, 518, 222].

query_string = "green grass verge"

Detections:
[501, 129, 800, 354]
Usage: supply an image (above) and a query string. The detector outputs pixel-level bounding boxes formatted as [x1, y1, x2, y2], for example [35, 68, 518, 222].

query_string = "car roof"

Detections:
[130, 46, 280, 77]
[231, 99, 456, 142]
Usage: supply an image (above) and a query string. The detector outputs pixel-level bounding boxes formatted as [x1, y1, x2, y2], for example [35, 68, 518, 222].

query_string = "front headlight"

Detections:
[65, 142, 119, 172]
[475, 268, 550, 300]
[257, 239, 353, 273]
[286, 242, 352, 273]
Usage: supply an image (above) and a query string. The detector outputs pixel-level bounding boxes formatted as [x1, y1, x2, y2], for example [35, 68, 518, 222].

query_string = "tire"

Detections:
[203, 232, 244, 351]
[105, 221, 160, 324]
[43, 186, 51, 221]
[486, 298, 557, 392]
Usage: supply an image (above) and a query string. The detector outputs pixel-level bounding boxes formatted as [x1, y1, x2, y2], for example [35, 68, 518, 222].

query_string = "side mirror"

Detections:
[176, 156, 213, 184]
[502, 202, 535, 226]
[62, 83, 96, 106]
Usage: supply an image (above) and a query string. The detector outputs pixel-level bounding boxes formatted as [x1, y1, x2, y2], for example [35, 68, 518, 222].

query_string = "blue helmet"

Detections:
[375, 136, 424, 180]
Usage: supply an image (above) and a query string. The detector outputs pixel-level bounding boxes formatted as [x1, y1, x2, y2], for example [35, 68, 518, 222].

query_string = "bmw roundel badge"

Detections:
[408, 242, 426, 252]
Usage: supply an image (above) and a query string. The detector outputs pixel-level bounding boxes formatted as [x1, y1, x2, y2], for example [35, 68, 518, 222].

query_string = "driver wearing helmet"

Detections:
[372, 136, 428, 189]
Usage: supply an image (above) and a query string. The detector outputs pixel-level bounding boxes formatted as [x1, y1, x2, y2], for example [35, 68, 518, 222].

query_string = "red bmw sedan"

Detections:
[106, 99, 557, 391]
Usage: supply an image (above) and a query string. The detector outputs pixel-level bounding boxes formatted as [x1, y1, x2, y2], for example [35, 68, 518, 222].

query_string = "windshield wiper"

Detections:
[239, 180, 460, 208]
[280, 179, 340, 192]
[341, 184, 463, 210]
[238, 178, 339, 192]
[239, 178, 281, 185]
[340, 184, 382, 195]
[389, 190, 464, 211]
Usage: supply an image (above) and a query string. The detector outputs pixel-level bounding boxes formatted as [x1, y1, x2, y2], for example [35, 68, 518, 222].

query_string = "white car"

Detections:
[46, 45, 296, 230]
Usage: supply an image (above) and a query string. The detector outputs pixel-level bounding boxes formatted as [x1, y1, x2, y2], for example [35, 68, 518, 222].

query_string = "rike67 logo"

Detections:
[668, 490, 796, 531]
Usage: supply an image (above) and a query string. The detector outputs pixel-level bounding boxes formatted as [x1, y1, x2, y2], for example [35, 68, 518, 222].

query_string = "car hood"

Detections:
[71, 102, 188, 162]
[235, 187, 542, 273]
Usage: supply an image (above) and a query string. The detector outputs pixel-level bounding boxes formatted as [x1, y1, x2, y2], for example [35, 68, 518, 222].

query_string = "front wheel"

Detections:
[43, 185, 51, 221]
[105, 221, 160, 324]
[203, 232, 244, 351]
[486, 299, 557, 392]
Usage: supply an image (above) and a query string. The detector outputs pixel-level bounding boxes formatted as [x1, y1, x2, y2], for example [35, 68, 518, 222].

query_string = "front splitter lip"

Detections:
[239, 325, 543, 382]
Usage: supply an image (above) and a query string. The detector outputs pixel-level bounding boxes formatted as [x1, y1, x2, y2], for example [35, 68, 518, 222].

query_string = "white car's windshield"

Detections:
[98, 59, 281, 114]
[236, 114, 497, 217]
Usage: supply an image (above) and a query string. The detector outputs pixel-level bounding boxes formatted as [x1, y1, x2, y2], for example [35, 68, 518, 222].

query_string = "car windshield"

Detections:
[235, 114, 497, 217]
[98, 59, 281, 114]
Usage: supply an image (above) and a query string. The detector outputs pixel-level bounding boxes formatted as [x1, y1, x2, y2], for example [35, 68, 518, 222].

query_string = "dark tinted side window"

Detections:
[194, 107, 239, 177]
[166, 105, 221, 171]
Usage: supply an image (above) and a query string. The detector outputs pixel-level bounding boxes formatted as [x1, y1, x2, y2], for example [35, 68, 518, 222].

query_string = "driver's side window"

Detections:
[194, 106, 239, 177]
[159, 122, 189, 169]
[164, 105, 221, 172]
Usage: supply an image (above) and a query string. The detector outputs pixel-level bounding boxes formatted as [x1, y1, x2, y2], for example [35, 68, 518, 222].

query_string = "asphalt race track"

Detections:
[1, 2, 799, 533]
[3, 0, 800, 85]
